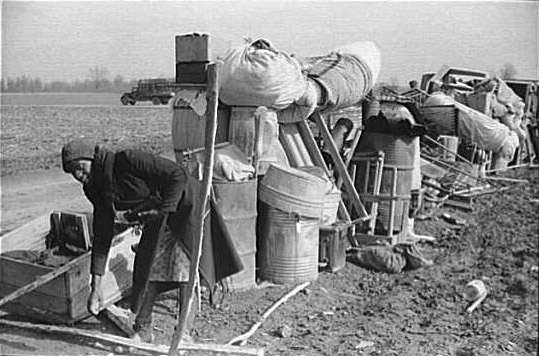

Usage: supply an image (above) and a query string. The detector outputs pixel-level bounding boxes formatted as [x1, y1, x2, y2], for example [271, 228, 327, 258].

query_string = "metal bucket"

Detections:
[321, 188, 341, 225]
[257, 203, 319, 284]
[213, 179, 257, 291]
[355, 131, 415, 233]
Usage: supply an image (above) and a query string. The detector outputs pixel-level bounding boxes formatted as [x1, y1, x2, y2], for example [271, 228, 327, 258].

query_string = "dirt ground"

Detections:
[0, 165, 538, 356]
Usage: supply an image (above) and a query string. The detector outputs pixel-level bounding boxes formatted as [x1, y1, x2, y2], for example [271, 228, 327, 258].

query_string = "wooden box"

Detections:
[175, 33, 210, 62]
[50, 210, 93, 251]
[176, 62, 208, 84]
[0, 213, 140, 324]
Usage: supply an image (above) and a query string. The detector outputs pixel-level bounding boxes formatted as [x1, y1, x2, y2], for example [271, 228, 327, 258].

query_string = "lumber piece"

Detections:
[296, 120, 351, 222]
[0, 318, 264, 355]
[483, 176, 529, 184]
[485, 163, 539, 174]
[227, 282, 310, 346]
[0, 253, 86, 308]
[312, 112, 368, 218]
[444, 199, 473, 212]
[168, 63, 219, 356]
[99, 305, 135, 338]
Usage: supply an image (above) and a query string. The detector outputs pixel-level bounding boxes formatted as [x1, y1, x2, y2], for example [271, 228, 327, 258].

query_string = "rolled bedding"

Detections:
[305, 41, 381, 111]
[423, 92, 519, 157]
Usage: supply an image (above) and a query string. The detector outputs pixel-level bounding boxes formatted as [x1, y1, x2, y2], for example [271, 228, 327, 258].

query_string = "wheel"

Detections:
[151, 97, 161, 105]
[121, 95, 129, 105]
[161, 97, 170, 105]
[129, 100, 136, 105]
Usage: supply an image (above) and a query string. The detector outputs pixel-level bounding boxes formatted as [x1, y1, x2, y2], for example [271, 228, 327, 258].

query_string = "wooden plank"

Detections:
[444, 199, 473, 212]
[312, 112, 368, 218]
[0, 319, 265, 356]
[100, 305, 135, 338]
[296, 120, 351, 222]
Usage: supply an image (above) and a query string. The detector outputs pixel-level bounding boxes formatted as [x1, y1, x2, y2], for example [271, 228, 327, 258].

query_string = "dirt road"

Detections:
[1, 169, 92, 235]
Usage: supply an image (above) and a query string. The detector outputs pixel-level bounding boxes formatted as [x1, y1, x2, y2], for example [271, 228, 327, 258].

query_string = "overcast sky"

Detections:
[1, 1, 537, 85]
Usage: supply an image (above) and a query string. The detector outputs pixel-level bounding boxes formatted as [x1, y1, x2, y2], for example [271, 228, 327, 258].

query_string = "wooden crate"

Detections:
[0, 214, 140, 324]
[175, 33, 210, 63]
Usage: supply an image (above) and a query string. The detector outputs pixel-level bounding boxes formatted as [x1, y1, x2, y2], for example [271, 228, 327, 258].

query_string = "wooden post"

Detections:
[168, 62, 220, 356]
[312, 112, 368, 218]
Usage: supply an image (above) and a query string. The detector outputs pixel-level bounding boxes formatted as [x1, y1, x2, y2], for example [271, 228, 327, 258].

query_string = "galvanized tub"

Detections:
[258, 164, 328, 218]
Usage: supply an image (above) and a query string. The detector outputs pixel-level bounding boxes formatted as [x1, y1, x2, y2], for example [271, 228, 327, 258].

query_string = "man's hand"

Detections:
[87, 275, 104, 315]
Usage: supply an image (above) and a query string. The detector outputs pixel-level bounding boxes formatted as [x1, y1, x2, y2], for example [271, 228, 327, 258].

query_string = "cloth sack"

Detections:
[219, 39, 307, 109]
[347, 243, 433, 273]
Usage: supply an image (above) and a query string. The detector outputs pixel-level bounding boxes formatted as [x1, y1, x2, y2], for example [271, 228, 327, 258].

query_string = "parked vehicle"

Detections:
[121, 78, 180, 105]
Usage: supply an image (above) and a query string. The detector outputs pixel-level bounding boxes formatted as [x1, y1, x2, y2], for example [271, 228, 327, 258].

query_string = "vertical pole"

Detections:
[168, 63, 220, 356]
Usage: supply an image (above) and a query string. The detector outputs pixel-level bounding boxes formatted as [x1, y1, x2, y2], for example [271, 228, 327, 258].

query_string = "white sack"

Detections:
[218, 39, 307, 109]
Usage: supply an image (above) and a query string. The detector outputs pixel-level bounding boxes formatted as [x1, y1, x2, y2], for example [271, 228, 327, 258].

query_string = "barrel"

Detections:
[213, 179, 258, 291]
[354, 131, 416, 234]
[257, 203, 319, 284]
[171, 106, 230, 163]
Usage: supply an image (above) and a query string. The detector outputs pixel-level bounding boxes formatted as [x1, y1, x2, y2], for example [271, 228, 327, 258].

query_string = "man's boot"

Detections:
[133, 282, 159, 343]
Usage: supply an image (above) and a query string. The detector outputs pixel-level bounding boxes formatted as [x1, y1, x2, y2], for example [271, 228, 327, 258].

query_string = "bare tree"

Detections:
[498, 62, 517, 80]
[88, 66, 109, 90]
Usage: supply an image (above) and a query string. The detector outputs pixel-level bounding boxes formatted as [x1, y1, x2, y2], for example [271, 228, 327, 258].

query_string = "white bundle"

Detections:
[218, 39, 307, 109]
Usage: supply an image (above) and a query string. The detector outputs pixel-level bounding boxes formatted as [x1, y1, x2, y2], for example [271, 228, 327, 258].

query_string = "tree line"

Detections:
[1, 63, 517, 94]
[1, 66, 139, 93]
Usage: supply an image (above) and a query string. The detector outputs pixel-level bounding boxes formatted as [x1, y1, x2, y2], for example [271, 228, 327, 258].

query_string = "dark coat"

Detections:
[83, 146, 243, 311]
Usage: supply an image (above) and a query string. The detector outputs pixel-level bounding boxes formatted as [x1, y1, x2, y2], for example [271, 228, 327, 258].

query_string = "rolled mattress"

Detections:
[423, 93, 518, 154]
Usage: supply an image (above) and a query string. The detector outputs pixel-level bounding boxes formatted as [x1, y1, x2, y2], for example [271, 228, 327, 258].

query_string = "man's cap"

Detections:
[61, 139, 95, 173]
